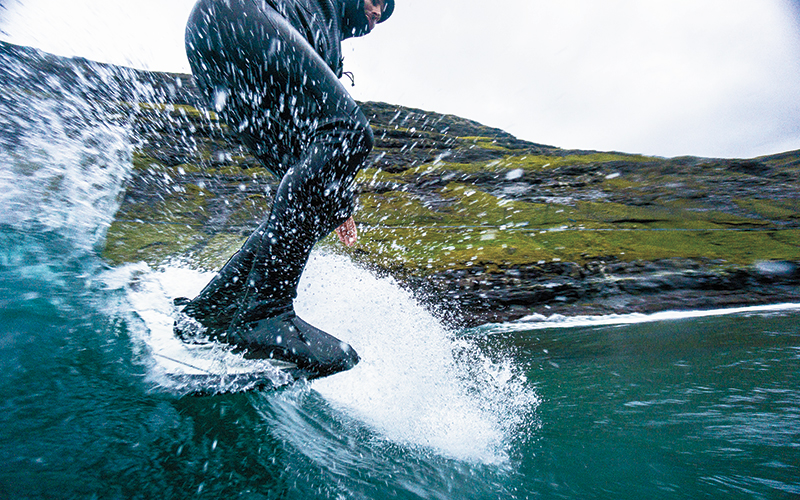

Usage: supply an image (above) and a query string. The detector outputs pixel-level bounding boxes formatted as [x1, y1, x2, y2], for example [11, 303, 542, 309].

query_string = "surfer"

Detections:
[177, 0, 394, 378]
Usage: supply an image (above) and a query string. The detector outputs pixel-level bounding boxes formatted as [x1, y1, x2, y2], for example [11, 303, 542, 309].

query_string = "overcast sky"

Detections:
[2, 0, 800, 159]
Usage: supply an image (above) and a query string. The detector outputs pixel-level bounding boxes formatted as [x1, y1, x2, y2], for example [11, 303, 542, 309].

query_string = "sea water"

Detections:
[1, 63, 799, 500]
[3, 227, 799, 499]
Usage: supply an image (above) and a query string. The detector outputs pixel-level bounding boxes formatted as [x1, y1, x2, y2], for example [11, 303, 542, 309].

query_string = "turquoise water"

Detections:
[478, 312, 800, 499]
[1, 227, 798, 499]
[1, 62, 798, 500]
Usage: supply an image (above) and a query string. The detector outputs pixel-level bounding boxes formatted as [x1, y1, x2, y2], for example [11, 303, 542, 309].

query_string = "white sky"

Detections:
[2, 0, 800, 159]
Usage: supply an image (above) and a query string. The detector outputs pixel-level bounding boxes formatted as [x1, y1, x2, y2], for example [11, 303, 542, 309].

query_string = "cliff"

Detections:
[2, 40, 799, 326]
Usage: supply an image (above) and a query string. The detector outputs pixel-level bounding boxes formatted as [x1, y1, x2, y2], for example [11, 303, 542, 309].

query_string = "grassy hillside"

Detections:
[104, 100, 800, 274]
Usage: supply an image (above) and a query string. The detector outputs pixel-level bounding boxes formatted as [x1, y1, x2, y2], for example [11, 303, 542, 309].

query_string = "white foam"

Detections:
[481, 302, 800, 334]
[106, 263, 293, 393]
[0, 93, 131, 250]
[109, 253, 538, 464]
[297, 252, 537, 464]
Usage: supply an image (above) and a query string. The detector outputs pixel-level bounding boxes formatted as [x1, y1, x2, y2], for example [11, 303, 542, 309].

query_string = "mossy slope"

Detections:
[36, 49, 788, 323]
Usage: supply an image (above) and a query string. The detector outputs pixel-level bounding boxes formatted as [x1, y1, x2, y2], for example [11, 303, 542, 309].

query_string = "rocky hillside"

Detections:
[3, 40, 799, 326]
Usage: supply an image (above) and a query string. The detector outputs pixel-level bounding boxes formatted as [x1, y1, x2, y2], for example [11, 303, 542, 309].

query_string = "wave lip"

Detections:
[293, 252, 541, 465]
[103, 252, 539, 465]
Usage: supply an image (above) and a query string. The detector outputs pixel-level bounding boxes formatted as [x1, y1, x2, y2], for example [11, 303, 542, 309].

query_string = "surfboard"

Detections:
[150, 338, 299, 394]
[126, 269, 301, 395]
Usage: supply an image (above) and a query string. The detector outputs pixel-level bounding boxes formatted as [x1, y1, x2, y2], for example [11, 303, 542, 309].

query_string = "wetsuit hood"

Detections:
[341, 0, 371, 39]
[380, 0, 394, 23]
[341, 0, 394, 37]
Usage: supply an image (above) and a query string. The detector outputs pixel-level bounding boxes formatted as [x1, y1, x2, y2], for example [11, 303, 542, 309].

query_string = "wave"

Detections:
[111, 252, 539, 465]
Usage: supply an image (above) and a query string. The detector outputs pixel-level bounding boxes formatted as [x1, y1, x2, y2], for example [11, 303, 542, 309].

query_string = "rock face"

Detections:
[415, 258, 800, 325]
[2, 40, 799, 326]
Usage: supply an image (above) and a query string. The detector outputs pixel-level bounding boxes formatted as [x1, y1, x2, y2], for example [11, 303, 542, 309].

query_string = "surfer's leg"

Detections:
[180, 121, 371, 376]
[178, 0, 305, 335]
[181, 119, 371, 375]
[174, 230, 260, 334]
[224, 119, 371, 375]
[178, 120, 370, 375]
[179, 0, 369, 376]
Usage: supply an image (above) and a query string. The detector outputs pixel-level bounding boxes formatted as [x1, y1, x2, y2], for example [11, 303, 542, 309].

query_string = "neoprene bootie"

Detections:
[175, 300, 359, 378]
[227, 309, 360, 378]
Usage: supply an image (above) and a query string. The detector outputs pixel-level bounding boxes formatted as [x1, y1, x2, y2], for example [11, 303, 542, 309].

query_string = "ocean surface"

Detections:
[1, 63, 799, 500]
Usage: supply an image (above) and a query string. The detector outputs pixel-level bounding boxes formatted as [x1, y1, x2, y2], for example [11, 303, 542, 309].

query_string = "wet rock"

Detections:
[753, 261, 800, 282]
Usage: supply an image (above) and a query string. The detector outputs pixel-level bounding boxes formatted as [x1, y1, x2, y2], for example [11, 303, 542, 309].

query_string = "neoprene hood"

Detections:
[380, 0, 394, 23]
[342, 0, 394, 38]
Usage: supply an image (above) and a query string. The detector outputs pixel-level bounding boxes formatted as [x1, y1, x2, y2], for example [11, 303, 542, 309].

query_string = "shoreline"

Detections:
[469, 302, 800, 333]
[397, 256, 800, 328]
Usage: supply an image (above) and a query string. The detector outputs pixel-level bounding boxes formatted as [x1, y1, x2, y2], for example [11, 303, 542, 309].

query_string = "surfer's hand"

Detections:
[335, 217, 357, 247]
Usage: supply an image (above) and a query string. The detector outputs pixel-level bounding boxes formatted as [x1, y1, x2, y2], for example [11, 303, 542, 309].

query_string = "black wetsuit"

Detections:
[180, 0, 385, 377]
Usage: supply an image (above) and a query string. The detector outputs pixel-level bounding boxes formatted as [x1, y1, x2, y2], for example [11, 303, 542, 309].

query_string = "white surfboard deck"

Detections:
[126, 270, 296, 394]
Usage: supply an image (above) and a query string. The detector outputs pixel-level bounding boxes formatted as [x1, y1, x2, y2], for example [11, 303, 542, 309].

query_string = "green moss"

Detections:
[118, 183, 213, 224]
[434, 184, 765, 231]
[103, 221, 205, 266]
[486, 152, 652, 173]
[214, 164, 274, 178]
[456, 136, 515, 152]
[438, 184, 568, 228]
[104, 183, 212, 265]
[355, 167, 401, 184]
[190, 233, 247, 270]
[137, 102, 218, 121]
[359, 180, 770, 233]
[358, 191, 447, 226]
[571, 201, 767, 229]
[224, 194, 271, 228]
[132, 153, 164, 172]
[346, 223, 800, 274]
[384, 152, 655, 179]
[337, 176, 800, 274]
[734, 198, 800, 221]
[771, 229, 800, 249]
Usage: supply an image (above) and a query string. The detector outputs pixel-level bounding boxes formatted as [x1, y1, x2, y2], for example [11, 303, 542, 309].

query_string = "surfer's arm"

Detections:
[335, 216, 357, 247]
